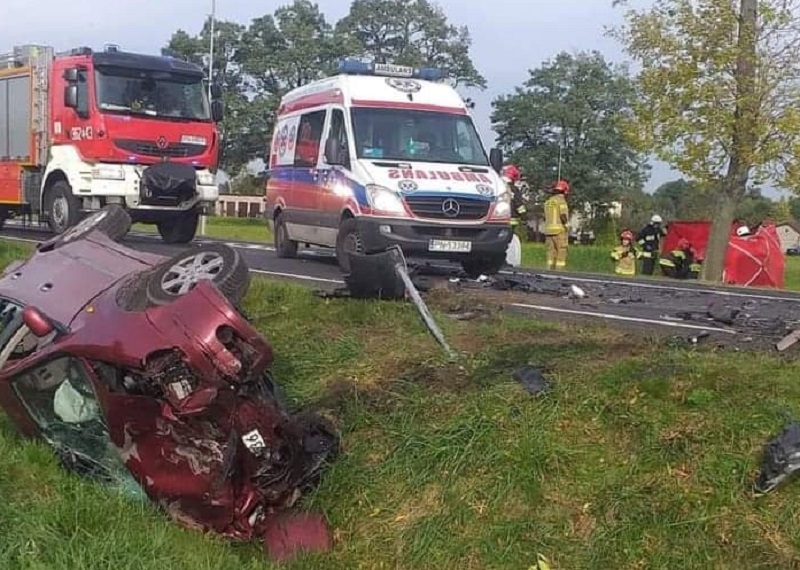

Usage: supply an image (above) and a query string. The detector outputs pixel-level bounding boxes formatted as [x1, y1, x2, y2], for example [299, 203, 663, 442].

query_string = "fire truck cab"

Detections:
[0, 45, 222, 243]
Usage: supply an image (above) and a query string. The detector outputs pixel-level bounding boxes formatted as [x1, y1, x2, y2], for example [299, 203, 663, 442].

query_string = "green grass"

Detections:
[133, 216, 273, 244]
[2, 240, 800, 568]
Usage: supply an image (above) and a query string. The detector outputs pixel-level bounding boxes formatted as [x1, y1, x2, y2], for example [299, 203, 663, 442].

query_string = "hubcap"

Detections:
[160, 251, 224, 295]
[344, 232, 363, 255]
[60, 210, 108, 242]
[52, 196, 69, 230]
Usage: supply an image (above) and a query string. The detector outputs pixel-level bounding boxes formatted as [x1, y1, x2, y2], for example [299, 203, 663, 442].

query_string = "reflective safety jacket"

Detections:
[611, 245, 639, 276]
[636, 224, 667, 257]
[544, 194, 569, 235]
[659, 248, 701, 278]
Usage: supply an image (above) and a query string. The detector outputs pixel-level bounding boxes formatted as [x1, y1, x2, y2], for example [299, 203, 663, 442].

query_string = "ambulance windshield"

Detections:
[351, 108, 489, 166]
[94, 66, 210, 121]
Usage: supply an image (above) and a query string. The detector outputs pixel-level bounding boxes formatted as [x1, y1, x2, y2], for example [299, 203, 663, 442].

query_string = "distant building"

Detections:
[776, 220, 800, 251]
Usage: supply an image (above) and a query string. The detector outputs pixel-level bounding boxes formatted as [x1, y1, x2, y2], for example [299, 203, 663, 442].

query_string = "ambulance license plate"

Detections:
[428, 239, 472, 253]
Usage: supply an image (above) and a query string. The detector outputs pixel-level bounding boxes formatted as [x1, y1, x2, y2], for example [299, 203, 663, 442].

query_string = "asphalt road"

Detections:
[3, 221, 800, 350]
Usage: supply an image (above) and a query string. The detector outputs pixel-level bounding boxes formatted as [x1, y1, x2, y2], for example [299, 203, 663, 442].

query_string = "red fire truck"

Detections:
[0, 44, 223, 243]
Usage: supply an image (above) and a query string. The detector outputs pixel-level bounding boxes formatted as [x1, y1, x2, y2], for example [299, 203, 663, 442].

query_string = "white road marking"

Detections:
[250, 268, 344, 284]
[510, 302, 738, 334]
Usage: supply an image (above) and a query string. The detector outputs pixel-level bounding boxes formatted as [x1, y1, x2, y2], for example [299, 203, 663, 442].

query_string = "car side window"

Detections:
[328, 109, 351, 169]
[293, 110, 326, 167]
[10, 357, 132, 483]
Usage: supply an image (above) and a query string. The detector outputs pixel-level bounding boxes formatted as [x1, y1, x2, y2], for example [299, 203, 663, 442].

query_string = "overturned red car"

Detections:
[0, 206, 338, 556]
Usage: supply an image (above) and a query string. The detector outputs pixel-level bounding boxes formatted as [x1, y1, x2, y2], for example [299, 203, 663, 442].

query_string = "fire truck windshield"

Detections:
[351, 108, 489, 166]
[94, 66, 210, 121]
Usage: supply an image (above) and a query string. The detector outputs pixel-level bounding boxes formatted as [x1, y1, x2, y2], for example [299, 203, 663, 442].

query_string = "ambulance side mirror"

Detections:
[489, 148, 503, 172]
[324, 137, 343, 166]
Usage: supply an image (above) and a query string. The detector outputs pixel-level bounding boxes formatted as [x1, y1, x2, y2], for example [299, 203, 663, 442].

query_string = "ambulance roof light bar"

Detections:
[337, 57, 444, 81]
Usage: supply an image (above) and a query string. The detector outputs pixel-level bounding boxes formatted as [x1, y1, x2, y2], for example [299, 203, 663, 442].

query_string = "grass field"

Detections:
[136, 216, 800, 291]
[2, 238, 800, 568]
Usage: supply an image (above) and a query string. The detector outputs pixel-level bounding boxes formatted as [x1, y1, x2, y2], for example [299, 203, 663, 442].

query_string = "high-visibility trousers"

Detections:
[545, 232, 567, 269]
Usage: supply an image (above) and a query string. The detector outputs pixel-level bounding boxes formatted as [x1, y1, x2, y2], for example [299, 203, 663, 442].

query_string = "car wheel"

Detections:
[145, 243, 251, 306]
[157, 211, 199, 244]
[46, 180, 82, 234]
[335, 218, 365, 273]
[274, 213, 298, 258]
[461, 253, 507, 279]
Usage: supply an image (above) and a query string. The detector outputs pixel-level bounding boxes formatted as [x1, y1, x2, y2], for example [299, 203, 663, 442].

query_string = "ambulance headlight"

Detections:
[366, 184, 405, 214]
[493, 191, 511, 218]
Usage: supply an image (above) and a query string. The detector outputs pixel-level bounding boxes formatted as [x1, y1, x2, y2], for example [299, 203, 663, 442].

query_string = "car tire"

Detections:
[38, 204, 132, 251]
[145, 243, 250, 306]
[274, 213, 298, 258]
[157, 211, 199, 244]
[46, 180, 82, 234]
[461, 253, 507, 279]
[335, 218, 366, 273]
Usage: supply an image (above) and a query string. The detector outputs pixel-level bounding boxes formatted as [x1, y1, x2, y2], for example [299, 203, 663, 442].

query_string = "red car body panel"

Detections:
[0, 233, 336, 556]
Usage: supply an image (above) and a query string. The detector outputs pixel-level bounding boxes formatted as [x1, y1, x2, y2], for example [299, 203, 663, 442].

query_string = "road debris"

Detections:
[512, 366, 551, 396]
[753, 422, 800, 495]
[776, 329, 800, 352]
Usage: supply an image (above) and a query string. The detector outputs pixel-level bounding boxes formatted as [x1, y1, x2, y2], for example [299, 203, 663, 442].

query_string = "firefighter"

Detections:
[659, 238, 697, 279]
[611, 230, 639, 276]
[543, 179, 570, 270]
[501, 164, 526, 229]
[636, 214, 667, 275]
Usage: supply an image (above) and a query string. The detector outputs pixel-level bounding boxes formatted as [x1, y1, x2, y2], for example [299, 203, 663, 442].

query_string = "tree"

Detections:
[610, 0, 800, 282]
[336, 0, 485, 88]
[492, 51, 648, 226]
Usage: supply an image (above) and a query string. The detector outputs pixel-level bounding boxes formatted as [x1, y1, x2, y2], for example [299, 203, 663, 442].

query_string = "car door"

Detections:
[289, 109, 329, 246]
[317, 107, 353, 233]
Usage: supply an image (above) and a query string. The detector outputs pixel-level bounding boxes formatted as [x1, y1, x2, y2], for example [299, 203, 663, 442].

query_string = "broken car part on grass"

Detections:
[0, 206, 338, 561]
[754, 422, 800, 495]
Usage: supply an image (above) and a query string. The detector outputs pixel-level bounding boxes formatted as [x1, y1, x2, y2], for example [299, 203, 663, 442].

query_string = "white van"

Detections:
[265, 58, 513, 276]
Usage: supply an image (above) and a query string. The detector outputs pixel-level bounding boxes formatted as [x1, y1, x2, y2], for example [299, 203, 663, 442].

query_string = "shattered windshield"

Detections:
[351, 108, 489, 166]
[94, 66, 210, 121]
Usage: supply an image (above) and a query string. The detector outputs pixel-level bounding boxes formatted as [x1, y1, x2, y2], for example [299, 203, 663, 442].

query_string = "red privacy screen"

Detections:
[662, 221, 785, 288]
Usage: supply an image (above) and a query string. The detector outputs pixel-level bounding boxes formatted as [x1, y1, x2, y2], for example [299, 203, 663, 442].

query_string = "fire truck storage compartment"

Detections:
[0, 73, 31, 161]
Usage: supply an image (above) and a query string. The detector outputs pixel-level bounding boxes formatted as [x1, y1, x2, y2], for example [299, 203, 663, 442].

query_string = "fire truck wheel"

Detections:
[0, 206, 7, 230]
[274, 213, 298, 258]
[42, 204, 131, 250]
[157, 211, 199, 244]
[46, 181, 81, 234]
[461, 253, 507, 279]
[145, 243, 250, 306]
[335, 218, 366, 273]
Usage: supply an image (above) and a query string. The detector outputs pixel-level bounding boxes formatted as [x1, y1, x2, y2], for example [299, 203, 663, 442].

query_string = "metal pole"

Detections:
[557, 143, 562, 180]
[201, 0, 216, 238]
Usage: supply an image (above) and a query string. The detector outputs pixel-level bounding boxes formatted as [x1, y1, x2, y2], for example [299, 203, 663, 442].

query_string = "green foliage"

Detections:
[163, 0, 483, 174]
[492, 51, 648, 211]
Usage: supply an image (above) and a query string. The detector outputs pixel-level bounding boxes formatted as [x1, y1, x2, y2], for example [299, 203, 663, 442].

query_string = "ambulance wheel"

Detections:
[274, 213, 298, 258]
[461, 253, 507, 279]
[46, 180, 82, 234]
[335, 218, 365, 273]
[157, 211, 199, 244]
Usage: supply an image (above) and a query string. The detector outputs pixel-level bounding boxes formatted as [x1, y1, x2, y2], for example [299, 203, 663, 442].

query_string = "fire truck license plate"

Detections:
[428, 239, 472, 253]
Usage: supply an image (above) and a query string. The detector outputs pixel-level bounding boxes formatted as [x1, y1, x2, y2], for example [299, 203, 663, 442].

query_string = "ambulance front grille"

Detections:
[404, 196, 490, 220]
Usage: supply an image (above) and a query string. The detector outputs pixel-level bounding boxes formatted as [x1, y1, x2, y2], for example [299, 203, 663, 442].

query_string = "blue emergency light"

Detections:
[337, 57, 444, 81]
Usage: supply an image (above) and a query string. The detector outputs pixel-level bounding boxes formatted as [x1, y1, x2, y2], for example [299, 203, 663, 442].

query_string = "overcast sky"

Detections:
[1, 0, 784, 196]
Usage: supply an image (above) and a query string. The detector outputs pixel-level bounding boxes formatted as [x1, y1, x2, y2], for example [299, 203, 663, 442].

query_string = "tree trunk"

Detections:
[701, 0, 758, 282]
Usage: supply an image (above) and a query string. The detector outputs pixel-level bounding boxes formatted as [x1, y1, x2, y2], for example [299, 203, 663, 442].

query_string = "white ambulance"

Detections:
[264, 58, 513, 276]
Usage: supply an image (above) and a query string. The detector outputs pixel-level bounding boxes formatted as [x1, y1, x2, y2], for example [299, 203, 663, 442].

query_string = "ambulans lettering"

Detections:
[387, 169, 492, 183]
[69, 126, 93, 140]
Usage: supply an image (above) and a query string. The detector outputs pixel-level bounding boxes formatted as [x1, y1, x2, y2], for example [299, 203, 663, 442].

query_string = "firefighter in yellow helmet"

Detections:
[611, 229, 640, 276]
[543, 179, 570, 270]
